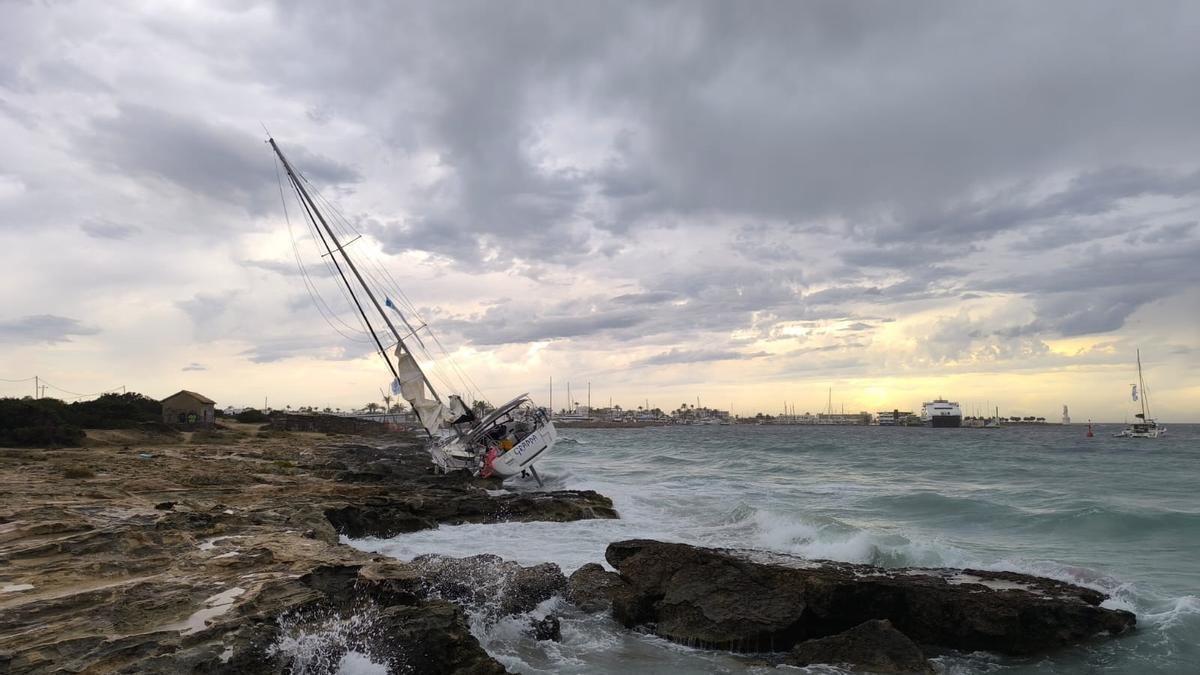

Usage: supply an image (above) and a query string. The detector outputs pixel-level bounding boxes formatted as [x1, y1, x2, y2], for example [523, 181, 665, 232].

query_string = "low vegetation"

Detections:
[0, 392, 162, 448]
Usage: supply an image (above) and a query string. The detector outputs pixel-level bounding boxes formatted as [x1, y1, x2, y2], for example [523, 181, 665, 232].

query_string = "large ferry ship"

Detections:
[921, 399, 963, 428]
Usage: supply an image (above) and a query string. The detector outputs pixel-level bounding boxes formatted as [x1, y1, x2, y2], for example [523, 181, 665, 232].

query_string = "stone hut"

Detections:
[161, 390, 216, 427]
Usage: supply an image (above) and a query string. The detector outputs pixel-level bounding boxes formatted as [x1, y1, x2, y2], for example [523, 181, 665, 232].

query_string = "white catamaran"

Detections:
[268, 138, 558, 482]
[1114, 349, 1165, 439]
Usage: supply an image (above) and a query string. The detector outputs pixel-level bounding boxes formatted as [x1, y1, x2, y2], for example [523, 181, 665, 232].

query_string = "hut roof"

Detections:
[162, 390, 216, 405]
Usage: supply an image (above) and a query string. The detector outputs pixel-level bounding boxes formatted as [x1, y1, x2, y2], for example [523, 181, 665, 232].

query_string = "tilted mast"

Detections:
[268, 138, 446, 437]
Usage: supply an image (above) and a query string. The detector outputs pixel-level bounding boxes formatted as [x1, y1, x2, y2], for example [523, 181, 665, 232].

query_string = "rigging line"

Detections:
[287, 175, 376, 338]
[273, 143, 438, 413]
[427, 328, 487, 403]
[276, 154, 371, 342]
[287, 169, 406, 393]
[303, 174, 364, 238]
[286, 213, 371, 342]
[284, 145, 462, 406]
[344, 254, 474, 400]
[286, 199, 372, 340]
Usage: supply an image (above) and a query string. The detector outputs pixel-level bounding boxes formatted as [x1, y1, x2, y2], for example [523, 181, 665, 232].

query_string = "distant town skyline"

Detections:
[1, 2, 1197, 422]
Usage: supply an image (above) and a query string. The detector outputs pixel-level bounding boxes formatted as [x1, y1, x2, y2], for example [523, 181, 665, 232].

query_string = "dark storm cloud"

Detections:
[442, 263, 856, 349]
[5, 0, 1200, 379]
[0, 315, 100, 344]
[899, 166, 1200, 244]
[989, 239, 1200, 336]
[77, 105, 359, 215]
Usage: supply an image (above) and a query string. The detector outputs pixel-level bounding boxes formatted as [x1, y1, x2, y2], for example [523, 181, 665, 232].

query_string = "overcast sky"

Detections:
[1, 1, 1197, 420]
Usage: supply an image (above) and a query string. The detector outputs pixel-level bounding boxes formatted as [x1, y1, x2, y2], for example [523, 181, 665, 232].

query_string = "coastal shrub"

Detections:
[0, 398, 86, 447]
[69, 392, 161, 429]
[236, 408, 269, 423]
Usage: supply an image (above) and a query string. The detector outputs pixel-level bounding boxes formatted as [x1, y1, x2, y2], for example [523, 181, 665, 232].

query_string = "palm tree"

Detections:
[365, 402, 380, 413]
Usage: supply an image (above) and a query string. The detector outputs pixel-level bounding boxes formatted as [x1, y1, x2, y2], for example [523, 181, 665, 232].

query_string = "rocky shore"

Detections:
[0, 427, 613, 673]
[566, 539, 1136, 672]
[1, 427, 1137, 674]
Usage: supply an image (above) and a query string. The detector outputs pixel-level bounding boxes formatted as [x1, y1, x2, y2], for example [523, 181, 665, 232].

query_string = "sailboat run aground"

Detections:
[267, 138, 558, 482]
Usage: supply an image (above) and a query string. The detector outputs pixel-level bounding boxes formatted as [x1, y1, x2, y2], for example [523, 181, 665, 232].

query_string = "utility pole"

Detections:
[34, 375, 38, 400]
[588, 381, 591, 412]
[549, 376, 553, 417]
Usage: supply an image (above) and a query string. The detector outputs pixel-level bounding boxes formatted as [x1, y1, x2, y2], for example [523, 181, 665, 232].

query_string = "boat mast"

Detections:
[268, 138, 444, 425]
[1137, 349, 1149, 420]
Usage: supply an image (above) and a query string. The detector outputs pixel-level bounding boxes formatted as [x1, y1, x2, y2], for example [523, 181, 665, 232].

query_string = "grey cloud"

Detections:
[1134, 221, 1197, 245]
[902, 167, 1200, 245]
[990, 239, 1200, 336]
[80, 218, 139, 240]
[840, 244, 974, 270]
[449, 307, 648, 346]
[240, 337, 376, 364]
[176, 291, 241, 342]
[0, 314, 100, 344]
[181, 362, 207, 371]
[611, 291, 679, 305]
[77, 105, 359, 216]
[635, 348, 769, 367]
[241, 258, 332, 278]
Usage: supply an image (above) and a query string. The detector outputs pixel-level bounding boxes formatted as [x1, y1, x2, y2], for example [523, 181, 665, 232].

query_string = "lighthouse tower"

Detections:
[1062, 405, 1071, 425]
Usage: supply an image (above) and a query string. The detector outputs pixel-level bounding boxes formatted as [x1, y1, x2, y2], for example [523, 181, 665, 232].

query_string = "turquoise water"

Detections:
[351, 423, 1200, 674]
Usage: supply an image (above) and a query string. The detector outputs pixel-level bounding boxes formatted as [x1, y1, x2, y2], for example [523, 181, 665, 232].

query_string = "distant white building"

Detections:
[1062, 405, 1071, 425]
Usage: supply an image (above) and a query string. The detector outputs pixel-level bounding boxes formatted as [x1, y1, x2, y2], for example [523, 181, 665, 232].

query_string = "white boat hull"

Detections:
[1114, 425, 1166, 438]
[490, 421, 558, 477]
[427, 403, 559, 478]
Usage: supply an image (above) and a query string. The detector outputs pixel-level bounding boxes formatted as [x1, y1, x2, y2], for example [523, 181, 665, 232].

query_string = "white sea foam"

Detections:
[268, 608, 388, 674]
[335, 651, 388, 674]
[1142, 595, 1200, 629]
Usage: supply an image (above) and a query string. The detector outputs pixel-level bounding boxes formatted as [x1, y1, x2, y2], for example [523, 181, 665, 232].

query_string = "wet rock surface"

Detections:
[0, 430, 616, 673]
[411, 553, 568, 620]
[786, 619, 934, 673]
[605, 539, 1135, 657]
[566, 562, 628, 612]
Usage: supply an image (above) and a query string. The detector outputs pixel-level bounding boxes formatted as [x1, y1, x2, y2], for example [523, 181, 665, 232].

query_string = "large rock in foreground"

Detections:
[787, 619, 933, 674]
[605, 539, 1135, 656]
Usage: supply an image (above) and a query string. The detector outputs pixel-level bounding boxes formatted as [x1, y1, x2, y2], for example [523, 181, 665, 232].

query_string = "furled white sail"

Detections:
[395, 346, 447, 435]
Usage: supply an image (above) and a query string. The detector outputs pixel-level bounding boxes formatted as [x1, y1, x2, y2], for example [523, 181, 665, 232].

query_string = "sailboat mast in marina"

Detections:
[267, 137, 559, 481]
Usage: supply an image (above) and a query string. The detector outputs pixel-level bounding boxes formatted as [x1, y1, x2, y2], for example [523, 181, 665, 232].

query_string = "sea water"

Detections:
[348, 423, 1200, 674]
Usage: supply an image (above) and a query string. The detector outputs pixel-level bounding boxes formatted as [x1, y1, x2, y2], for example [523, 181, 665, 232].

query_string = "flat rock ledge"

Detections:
[0, 436, 616, 673]
[589, 539, 1134, 669]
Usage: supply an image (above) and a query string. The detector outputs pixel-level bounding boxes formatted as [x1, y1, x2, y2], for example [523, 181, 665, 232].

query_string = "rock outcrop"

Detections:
[786, 619, 934, 674]
[566, 562, 628, 612]
[0, 433, 618, 673]
[412, 553, 567, 620]
[605, 539, 1135, 657]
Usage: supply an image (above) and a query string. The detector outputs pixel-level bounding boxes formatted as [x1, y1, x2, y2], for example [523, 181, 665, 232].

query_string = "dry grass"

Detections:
[60, 465, 95, 479]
